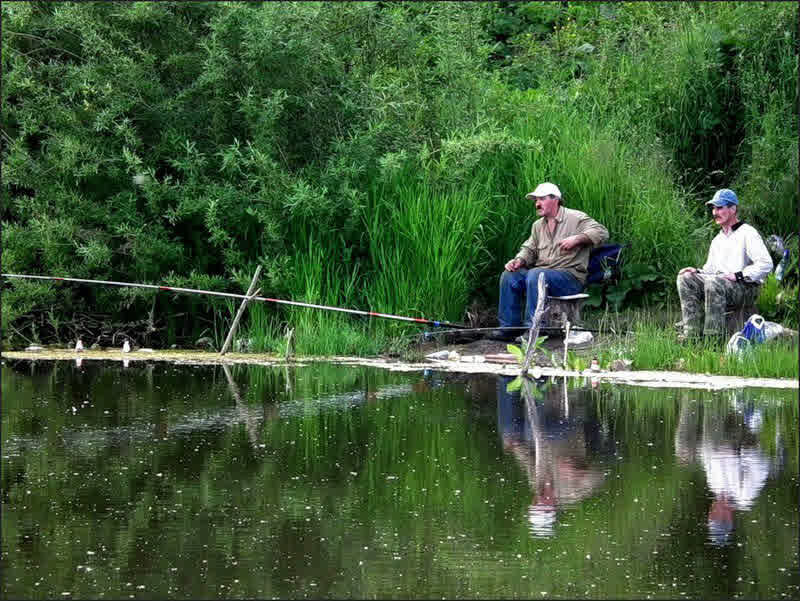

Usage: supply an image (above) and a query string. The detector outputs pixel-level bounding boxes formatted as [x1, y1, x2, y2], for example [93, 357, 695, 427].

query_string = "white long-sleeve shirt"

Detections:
[701, 222, 773, 283]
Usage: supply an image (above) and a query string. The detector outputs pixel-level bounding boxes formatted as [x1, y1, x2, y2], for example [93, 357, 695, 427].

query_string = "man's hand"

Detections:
[722, 272, 736, 282]
[558, 234, 587, 252]
[505, 258, 524, 272]
[678, 267, 698, 276]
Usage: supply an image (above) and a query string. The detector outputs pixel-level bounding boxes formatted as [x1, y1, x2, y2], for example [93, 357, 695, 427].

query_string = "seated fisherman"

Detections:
[676, 188, 773, 340]
[493, 182, 609, 341]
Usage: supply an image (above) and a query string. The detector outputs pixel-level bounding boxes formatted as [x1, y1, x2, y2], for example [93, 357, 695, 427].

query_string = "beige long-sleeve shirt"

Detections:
[514, 206, 609, 284]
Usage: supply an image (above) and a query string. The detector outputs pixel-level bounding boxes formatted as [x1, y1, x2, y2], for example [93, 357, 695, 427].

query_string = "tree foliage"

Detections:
[1, 2, 796, 348]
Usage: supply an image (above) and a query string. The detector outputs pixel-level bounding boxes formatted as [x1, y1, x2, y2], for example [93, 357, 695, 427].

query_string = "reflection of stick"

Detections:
[522, 274, 548, 377]
[521, 379, 541, 434]
[521, 380, 544, 474]
[222, 364, 259, 448]
[220, 265, 262, 355]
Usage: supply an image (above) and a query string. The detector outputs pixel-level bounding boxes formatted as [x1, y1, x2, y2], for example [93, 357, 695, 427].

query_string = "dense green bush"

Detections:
[1, 2, 796, 352]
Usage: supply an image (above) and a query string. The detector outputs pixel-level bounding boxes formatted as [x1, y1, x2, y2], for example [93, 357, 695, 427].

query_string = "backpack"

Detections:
[587, 243, 625, 285]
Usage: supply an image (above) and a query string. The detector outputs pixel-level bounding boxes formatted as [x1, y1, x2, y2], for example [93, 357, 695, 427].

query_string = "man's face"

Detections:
[711, 204, 737, 228]
[534, 194, 560, 218]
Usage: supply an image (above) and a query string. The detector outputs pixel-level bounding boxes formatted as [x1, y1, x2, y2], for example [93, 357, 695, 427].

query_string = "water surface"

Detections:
[2, 360, 798, 599]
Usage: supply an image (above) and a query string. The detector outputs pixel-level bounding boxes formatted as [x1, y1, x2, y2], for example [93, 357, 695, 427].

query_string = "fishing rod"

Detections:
[1, 273, 469, 329]
[420, 325, 633, 338]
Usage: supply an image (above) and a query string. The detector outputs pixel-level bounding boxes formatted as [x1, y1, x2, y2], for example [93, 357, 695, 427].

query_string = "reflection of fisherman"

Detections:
[497, 376, 608, 537]
[674, 395, 774, 546]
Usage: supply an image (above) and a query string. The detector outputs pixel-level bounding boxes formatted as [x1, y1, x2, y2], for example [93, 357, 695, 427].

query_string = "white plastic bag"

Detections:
[725, 314, 784, 355]
[725, 332, 750, 356]
[566, 330, 594, 346]
[425, 350, 462, 361]
[763, 321, 784, 340]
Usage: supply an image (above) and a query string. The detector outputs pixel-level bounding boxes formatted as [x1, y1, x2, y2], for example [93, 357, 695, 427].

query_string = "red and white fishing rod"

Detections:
[1, 273, 468, 329]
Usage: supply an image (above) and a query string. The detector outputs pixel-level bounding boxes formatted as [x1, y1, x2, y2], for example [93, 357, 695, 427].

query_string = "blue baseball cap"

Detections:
[706, 188, 738, 207]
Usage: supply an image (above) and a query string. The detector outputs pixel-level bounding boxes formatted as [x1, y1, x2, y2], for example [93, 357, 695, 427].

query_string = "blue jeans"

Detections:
[499, 268, 583, 328]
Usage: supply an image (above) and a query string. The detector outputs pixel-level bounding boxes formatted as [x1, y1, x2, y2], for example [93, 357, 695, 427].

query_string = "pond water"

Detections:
[2, 359, 798, 600]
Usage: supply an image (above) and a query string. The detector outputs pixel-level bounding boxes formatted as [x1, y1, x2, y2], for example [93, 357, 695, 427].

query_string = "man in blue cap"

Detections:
[676, 188, 773, 340]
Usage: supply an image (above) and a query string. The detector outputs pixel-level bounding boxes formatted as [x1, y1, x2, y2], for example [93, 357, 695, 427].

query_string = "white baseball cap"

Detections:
[526, 182, 562, 199]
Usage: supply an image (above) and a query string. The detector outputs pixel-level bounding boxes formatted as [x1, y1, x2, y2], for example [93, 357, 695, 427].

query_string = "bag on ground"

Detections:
[724, 314, 788, 355]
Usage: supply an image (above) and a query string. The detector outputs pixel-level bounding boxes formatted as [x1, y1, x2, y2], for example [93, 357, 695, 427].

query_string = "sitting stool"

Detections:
[544, 293, 590, 329]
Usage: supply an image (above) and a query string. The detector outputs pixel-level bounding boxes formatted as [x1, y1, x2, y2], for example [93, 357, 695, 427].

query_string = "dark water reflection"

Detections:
[2, 360, 798, 599]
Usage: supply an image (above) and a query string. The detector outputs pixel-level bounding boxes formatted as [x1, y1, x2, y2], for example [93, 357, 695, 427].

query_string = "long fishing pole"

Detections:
[1, 273, 469, 329]
[420, 325, 633, 337]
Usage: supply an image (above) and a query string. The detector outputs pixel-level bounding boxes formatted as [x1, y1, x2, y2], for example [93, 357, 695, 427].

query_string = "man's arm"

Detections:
[741, 228, 774, 282]
[558, 232, 593, 251]
[558, 213, 608, 251]
[579, 215, 609, 246]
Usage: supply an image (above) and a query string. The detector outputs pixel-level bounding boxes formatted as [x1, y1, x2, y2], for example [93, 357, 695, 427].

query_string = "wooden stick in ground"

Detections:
[521, 273, 548, 377]
[220, 265, 262, 355]
[563, 320, 571, 369]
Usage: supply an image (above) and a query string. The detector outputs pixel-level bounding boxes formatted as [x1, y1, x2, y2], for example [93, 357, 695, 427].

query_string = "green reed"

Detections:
[239, 301, 279, 353]
[594, 318, 798, 379]
[364, 174, 492, 324]
[283, 236, 407, 356]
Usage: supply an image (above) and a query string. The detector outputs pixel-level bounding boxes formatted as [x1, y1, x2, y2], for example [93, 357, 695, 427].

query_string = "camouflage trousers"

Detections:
[676, 272, 761, 337]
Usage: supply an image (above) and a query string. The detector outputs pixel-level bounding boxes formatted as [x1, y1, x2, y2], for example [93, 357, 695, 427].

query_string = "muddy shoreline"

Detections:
[2, 347, 796, 390]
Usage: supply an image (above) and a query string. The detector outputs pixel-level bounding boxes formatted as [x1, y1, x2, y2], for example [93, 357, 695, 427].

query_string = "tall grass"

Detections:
[593, 319, 798, 379]
[573, 2, 797, 223]
[364, 174, 493, 323]
[284, 238, 392, 356]
[261, 93, 709, 354]
[244, 302, 283, 353]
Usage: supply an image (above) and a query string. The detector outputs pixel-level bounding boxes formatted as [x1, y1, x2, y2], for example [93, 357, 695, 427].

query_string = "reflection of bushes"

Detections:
[2, 362, 798, 597]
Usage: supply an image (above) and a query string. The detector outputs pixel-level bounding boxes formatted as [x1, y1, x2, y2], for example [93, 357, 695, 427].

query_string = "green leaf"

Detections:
[506, 343, 524, 363]
[505, 376, 522, 393]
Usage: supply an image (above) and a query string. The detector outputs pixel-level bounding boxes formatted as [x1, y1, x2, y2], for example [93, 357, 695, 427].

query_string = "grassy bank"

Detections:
[585, 329, 798, 381]
[558, 309, 799, 380]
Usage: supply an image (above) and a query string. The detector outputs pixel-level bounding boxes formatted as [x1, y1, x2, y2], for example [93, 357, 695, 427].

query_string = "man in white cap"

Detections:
[493, 182, 608, 341]
[676, 188, 773, 340]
